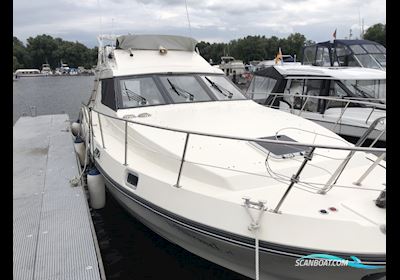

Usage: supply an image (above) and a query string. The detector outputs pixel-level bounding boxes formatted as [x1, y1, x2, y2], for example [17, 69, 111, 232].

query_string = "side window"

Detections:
[101, 78, 117, 110]
[303, 80, 323, 112]
[302, 46, 316, 65]
[326, 81, 348, 109]
[283, 79, 304, 109]
[315, 47, 331, 66]
[248, 76, 277, 101]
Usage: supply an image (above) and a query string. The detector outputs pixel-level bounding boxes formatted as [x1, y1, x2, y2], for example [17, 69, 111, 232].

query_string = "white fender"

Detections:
[74, 137, 86, 166]
[87, 168, 105, 209]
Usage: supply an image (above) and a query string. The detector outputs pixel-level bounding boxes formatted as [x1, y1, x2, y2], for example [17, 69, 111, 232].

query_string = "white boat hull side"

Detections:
[98, 162, 385, 280]
[307, 118, 386, 142]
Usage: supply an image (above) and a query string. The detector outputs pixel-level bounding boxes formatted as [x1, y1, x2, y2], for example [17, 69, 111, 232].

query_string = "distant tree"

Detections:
[363, 23, 386, 46]
[13, 37, 30, 70]
[26, 34, 59, 69]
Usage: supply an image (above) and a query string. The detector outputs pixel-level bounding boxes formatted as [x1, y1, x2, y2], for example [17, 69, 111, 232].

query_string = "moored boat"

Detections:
[79, 34, 386, 280]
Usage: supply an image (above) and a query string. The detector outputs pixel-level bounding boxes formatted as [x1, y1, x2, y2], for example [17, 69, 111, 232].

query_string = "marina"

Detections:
[12, 3, 386, 277]
[13, 32, 387, 278]
[13, 33, 387, 279]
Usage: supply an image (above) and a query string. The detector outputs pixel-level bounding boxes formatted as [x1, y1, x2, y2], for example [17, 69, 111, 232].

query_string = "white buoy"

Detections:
[74, 136, 86, 166]
[71, 121, 81, 136]
[87, 168, 105, 209]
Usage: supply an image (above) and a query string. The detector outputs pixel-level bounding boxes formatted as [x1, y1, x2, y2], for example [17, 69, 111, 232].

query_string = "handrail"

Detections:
[82, 104, 386, 211]
[253, 92, 386, 109]
[82, 103, 385, 154]
[318, 116, 386, 194]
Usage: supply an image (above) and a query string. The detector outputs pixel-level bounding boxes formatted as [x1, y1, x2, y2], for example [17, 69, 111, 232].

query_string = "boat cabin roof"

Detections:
[254, 65, 386, 80]
[99, 34, 223, 79]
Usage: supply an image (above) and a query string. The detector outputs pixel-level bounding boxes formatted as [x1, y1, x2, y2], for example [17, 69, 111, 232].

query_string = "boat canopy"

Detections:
[302, 39, 386, 70]
[116, 34, 198, 52]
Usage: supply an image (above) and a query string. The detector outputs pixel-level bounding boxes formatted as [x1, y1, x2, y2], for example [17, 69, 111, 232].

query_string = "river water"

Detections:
[13, 76, 250, 280]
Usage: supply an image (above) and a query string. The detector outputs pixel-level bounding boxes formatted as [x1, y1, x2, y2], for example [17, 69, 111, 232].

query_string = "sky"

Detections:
[13, 0, 386, 48]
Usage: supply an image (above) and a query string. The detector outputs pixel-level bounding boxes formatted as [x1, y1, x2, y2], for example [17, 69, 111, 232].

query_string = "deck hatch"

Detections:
[250, 135, 306, 158]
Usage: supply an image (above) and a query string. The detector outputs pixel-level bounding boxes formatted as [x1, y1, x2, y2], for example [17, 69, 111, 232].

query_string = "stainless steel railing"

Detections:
[253, 92, 386, 144]
[81, 104, 386, 213]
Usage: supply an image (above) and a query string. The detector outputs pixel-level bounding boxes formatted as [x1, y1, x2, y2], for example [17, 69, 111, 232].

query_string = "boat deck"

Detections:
[13, 114, 105, 280]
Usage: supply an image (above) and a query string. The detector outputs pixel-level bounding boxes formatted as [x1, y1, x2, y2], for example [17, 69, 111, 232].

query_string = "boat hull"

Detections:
[97, 162, 385, 280]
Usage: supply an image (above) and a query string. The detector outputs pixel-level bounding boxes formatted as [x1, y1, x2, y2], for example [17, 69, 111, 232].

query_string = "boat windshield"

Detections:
[115, 74, 247, 109]
[200, 75, 246, 100]
[341, 79, 386, 101]
[354, 54, 382, 69]
[120, 77, 166, 108]
[159, 75, 212, 103]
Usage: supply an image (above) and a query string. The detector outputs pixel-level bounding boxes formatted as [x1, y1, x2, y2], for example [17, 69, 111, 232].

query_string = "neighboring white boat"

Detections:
[14, 69, 47, 77]
[247, 65, 386, 143]
[79, 34, 385, 280]
[41, 63, 53, 75]
[256, 55, 301, 71]
[219, 56, 247, 84]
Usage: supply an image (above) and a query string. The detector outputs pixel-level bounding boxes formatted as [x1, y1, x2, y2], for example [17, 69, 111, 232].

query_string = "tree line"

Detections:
[13, 35, 98, 72]
[196, 23, 385, 65]
[13, 24, 385, 72]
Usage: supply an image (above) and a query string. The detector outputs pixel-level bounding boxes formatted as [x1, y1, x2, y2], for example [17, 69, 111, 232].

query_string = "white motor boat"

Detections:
[79, 34, 386, 280]
[219, 56, 247, 84]
[14, 69, 47, 78]
[41, 63, 53, 75]
[247, 65, 386, 143]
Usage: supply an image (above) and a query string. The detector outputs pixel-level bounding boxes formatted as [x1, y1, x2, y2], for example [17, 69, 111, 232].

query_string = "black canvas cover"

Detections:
[253, 66, 283, 80]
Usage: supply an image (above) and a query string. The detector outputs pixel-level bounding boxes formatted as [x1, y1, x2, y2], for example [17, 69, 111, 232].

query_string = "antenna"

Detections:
[358, 9, 361, 38]
[98, 0, 102, 36]
[184, 0, 192, 37]
[362, 18, 364, 39]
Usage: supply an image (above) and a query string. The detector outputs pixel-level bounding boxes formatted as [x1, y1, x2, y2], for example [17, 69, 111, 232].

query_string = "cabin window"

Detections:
[283, 79, 304, 109]
[349, 44, 367, 54]
[372, 54, 386, 68]
[159, 75, 212, 103]
[335, 44, 352, 66]
[200, 75, 246, 101]
[101, 78, 117, 110]
[376, 45, 386, 53]
[303, 80, 323, 112]
[248, 76, 277, 101]
[119, 77, 166, 108]
[326, 81, 350, 109]
[341, 79, 386, 100]
[361, 44, 381, 54]
[354, 54, 381, 69]
[302, 46, 316, 65]
[315, 47, 331, 66]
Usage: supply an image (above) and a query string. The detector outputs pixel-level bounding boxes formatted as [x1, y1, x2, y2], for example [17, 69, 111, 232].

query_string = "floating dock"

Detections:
[13, 114, 105, 280]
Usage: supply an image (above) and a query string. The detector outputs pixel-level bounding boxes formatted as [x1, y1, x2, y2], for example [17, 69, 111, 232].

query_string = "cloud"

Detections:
[13, 0, 386, 47]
